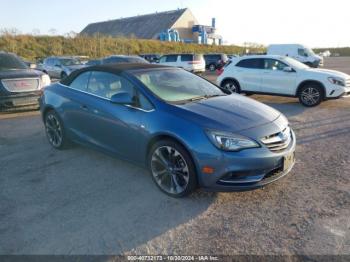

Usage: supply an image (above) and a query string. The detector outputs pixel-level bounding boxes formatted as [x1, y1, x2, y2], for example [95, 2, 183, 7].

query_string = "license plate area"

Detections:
[283, 152, 295, 171]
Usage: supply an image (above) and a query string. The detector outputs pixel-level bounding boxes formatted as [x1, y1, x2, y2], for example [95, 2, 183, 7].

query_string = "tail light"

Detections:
[217, 68, 224, 76]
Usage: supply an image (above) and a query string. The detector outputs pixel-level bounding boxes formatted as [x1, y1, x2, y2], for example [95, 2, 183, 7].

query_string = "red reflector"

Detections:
[217, 68, 224, 76]
[202, 166, 215, 174]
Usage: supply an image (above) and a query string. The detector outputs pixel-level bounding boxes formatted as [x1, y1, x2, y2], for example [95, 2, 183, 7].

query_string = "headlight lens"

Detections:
[40, 74, 51, 89]
[328, 77, 345, 86]
[206, 130, 260, 151]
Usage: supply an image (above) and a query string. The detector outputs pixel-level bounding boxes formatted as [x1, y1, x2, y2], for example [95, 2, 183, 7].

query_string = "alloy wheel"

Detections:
[151, 146, 190, 195]
[300, 87, 320, 106]
[45, 114, 63, 148]
[223, 81, 238, 93]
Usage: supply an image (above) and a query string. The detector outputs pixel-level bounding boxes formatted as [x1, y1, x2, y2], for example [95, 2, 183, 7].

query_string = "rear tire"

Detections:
[148, 139, 197, 197]
[221, 79, 240, 94]
[298, 84, 324, 107]
[209, 64, 216, 71]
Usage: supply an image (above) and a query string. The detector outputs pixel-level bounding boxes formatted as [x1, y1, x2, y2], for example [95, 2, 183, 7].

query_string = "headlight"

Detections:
[206, 130, 260, 151]
[328, 77, 345, 86]
[40, 74, 51, 89]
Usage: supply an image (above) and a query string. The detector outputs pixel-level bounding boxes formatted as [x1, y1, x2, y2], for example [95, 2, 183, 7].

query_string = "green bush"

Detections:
[0, 34, 264, 61]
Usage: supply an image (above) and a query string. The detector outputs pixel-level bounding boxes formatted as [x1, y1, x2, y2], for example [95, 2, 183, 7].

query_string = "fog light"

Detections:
[202, 166, 214, 174]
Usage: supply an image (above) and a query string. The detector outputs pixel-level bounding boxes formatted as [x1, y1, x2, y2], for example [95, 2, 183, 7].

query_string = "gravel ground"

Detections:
[0, 57, 349, 256]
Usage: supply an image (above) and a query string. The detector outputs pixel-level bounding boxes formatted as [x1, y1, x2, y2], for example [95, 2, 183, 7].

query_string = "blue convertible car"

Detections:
[40, 63, 296, 197]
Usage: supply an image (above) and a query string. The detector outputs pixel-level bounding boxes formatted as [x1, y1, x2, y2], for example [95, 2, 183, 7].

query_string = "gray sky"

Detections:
[0, 0, 349, 47]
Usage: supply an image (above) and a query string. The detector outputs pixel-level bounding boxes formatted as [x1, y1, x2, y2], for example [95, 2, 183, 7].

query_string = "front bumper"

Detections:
[0, 91, 41, 110]
[196, 129, 296, 192]
[326, 85, 350, 99]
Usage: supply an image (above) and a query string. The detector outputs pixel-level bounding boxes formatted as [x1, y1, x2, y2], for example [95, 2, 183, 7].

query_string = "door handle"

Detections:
[80, 104, 88, 110]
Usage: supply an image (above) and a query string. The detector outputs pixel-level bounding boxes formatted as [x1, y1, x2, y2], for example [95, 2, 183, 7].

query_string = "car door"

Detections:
[45, 58, 55, 77]
[76, 71, 149, 162]
[235, 58, 264, 92]
[51, 59, 62, 78]
[260, 58, 297, 95]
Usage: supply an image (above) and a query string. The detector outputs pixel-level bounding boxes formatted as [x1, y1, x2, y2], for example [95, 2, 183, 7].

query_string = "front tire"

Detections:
[44, 110, 70, 149]
[221, 79, 240, 94]
[148, 140, 197, 197]
[298, 84, 324, 107]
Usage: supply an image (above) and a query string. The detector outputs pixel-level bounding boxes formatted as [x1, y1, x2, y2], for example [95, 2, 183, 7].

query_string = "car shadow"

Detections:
[0, 118, 216, 254]
[251, 95, 306, 118]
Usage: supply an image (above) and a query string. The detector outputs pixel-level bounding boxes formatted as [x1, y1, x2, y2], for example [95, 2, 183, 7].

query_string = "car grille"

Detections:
[261, 127, 292, 153]
[1, 78, 40, 93]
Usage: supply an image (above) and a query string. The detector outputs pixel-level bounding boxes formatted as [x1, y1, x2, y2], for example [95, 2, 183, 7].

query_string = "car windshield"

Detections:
[133, 68, 225, 103]
[0, 53, 28, 70]
[305, 48, 315, 56]
[282, 56, 309, 69]
[59, 58, 81, 66]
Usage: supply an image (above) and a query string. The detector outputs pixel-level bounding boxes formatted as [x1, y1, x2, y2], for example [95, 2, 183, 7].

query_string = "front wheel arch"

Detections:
[220, 78, 241, 93]
[296, 80, 326, 97]
[146, 134, 199, 176]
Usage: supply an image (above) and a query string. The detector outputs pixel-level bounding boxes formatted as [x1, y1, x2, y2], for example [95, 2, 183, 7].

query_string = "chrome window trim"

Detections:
[59, 83, 155, 113]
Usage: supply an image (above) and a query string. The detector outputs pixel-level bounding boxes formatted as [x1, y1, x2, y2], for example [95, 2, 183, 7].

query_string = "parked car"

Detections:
[139, 54, 160, 63]
[102, 55, 148, 64]
[267, 44, 323, 68]
[42, 56, 85, 79]
[86, 59, 102, 66]
[158, 54, 205, 74]
[204, 53, 228, 71]
[217, 55, 350, 107]
[0, 51, 51, 111]
[40, 63, 295, 197]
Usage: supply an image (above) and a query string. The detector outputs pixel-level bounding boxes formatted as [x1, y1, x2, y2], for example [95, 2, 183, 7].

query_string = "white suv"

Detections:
[217, 55, 350, 106]
[158, 54, 205, 74]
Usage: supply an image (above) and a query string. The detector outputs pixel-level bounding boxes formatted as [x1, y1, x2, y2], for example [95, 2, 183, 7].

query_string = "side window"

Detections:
[181, 55, 193, 62]
[264, 59, 288, 71]
[298, 48, 307, 57]
[165, 55, 178, 62]
[236, 58, 263, 69]
[138, 93, 154, 111]
[159, 56, 167, 63]
[46, 58, 53, 66]
[87, 71, 135, 99]
[69, 71, 91, 91]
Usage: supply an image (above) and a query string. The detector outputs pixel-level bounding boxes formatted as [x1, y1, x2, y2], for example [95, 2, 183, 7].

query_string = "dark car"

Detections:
[102, 55, 148, 65]
[204, 53, 229, 71]
[0, 52, 51, 111]
[40, 63, 295, 197]
[139, 54, 160, 63]
[86, 59, 102, 66]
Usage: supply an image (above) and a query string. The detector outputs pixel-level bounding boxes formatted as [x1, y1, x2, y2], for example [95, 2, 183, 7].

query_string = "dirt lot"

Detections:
[0, 57, 349, 255]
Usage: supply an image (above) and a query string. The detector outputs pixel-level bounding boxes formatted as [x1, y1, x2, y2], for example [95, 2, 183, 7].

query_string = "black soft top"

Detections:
[60, 63, 171, 86]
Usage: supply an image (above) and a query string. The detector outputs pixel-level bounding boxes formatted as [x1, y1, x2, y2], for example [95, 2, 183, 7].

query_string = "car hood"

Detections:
[0, 69, 44, 79]
[304, 68, 350, 79]
[173, 94, 281, 132]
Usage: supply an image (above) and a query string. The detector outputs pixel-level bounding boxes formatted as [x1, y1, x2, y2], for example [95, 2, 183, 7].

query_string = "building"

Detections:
[80, 8, 222, 45]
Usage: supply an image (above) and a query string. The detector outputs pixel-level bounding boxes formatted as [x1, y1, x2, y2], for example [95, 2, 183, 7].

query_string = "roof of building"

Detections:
[80, 9, 188, 39]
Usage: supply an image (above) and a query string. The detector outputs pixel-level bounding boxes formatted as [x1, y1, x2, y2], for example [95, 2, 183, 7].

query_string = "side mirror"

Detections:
[110, 92, 134, 105]
[29, 63, 37, 69]
[283, 66, 294, 72]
